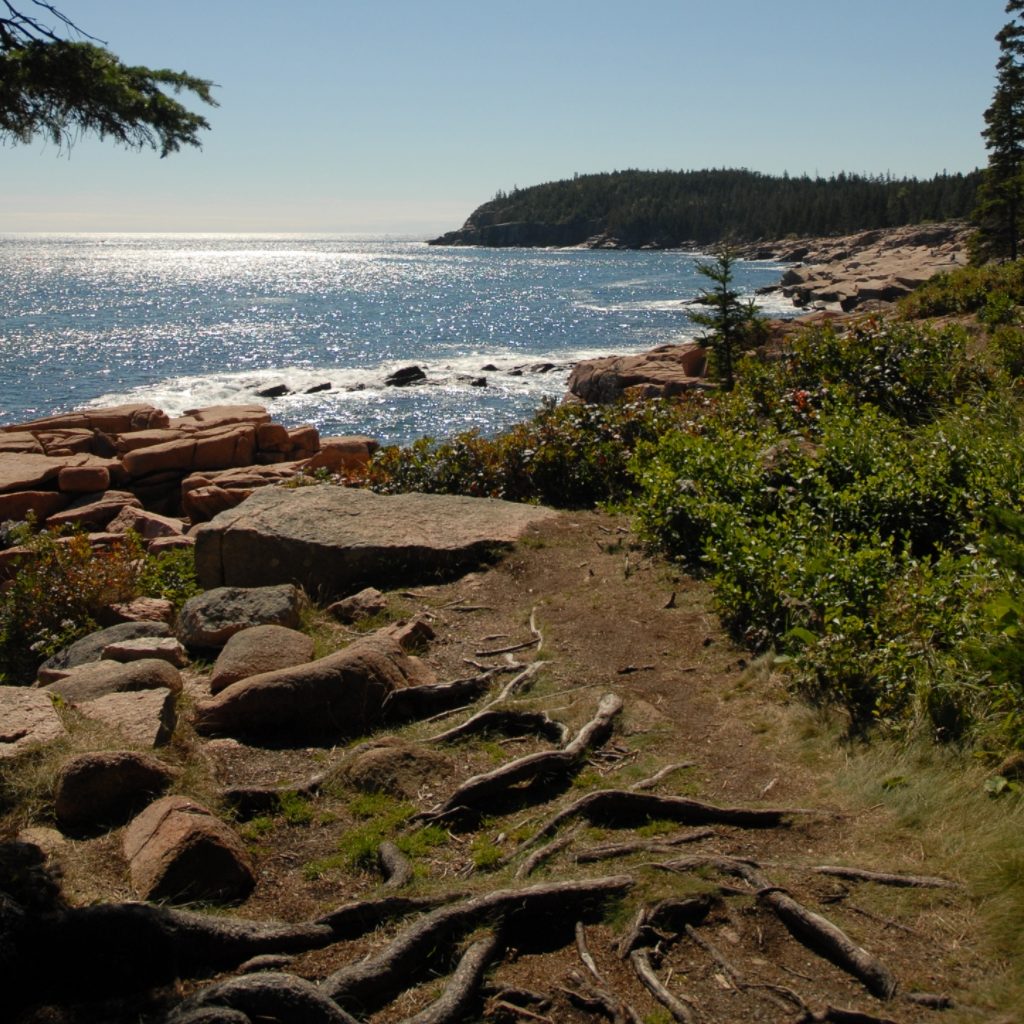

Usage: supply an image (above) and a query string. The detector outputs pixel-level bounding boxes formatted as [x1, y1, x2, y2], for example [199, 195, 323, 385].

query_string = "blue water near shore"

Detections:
[0, 234, 796, 446]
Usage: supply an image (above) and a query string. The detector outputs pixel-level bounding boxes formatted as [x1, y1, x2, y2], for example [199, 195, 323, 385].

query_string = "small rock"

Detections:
[54, 751, 175, 831]
[304, 382, 332, 394]
[122, 795, 255, 903]
[42, 658, 182, 703]
[178, 584, 305, 650]
[98, 597, 176, 627]
[209, 624, 315, 694]
[0, 687, 67, 759]
[102, 637, 189, 668]
[328, 586, 387, 624]
[77, 688, 177, 747]
[342, 739, 453, 799]
[255, 384, 290, 398]
[384, 365, 426, 387]
[38, 621, 172, 682]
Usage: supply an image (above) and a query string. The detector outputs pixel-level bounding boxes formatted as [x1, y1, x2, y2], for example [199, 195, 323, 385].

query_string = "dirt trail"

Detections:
[27, 510, 985, 1024]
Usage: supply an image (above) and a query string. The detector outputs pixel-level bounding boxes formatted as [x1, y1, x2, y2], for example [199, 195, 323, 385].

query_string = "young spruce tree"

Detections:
[690, 248, 764, 391]
[972, 0, 1024, 263]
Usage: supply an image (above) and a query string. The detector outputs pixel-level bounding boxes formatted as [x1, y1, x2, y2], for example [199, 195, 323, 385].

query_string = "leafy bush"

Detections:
[899, 260, 1024, 319]
[366, 398, 688, 508]
[0, 527, 144, 683]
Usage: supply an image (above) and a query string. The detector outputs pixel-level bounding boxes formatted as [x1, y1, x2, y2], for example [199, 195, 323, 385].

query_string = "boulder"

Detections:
[0, 490, 68, 522]
[114, 428, 185, 454]
[147, 535, 196, 555]
[255, 423, 291, 452]
[192, 634, 431, 740]
[77, 687, 177, 747]
[97, 597, 176, 627]
[328, 587, 387, 624]
[182, 484, 252, 523]
[57, 465, 110, 494]
[178, 585, 305, 651]
[567, 343, 709, 404]
[46, 490, 142, 532]
[122, 796, 255, 902]
[341, 738, 453, 799]
[102, 637, 189, 668]
[1, 404, 169, 435]
[41, 658, 182, 703]
[209, 625, 315, 694]
[170, 406, 270, 432]
[0, 432, 44, 455]
[193, 484, 558, 598]
[0, 688, 66, 759]
[303, 436, 379, 474]
[106, 506, 186, 541]
[54, 751, 176, 830]
[38, 621, 172, 682]
[0, 453, 74, 494]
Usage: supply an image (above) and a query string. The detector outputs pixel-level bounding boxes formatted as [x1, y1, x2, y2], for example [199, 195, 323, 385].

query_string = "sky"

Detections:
[0, 0, 1010, 235]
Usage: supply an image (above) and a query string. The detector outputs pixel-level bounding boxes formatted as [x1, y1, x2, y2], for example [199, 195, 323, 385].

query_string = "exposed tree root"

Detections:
[164, 971, 359, 1024]
[629, 763, 697, 791]
[516, 790, 805, 858]
[657, 856, 898, 1000]
[314, 894, 461, 936]
[811, 865, 958, 889]
[617, 895, 716, 957]
[799, 1007, 900, 1024]
[476, 608, 543, 657]
[399, 930, 502, 1024]
[378, 841, 414, 889]
[629, 948, 696, 1024]
[515, 833, 576, 879]
[426, 708, 569, 746]
[322, 875, 633, 1013]
[560, 970, 642, 1024]
[383, 673, 494, 722]
[417, 694, 622, 823]
[575, 829, 715, 863]
[220, 774, 327, 818]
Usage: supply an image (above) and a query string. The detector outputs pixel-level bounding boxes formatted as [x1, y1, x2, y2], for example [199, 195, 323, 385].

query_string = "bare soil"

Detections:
[15, 510, 989, 1024]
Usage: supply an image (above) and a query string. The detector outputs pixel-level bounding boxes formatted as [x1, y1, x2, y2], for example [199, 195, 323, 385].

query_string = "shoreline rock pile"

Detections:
[0, 402, 379, 546]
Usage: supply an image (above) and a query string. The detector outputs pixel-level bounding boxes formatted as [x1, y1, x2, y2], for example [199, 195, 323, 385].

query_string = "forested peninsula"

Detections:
[429, 167, 983, 249]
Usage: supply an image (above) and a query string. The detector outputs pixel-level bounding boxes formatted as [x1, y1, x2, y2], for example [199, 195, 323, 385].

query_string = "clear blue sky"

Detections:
[0, 0, 1008, 234]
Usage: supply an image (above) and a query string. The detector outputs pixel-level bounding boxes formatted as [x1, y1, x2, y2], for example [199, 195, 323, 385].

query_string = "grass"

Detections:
[793, 727, 1024, 1019]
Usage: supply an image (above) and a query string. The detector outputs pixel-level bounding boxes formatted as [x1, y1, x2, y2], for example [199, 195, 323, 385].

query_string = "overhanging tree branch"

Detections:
[0, 2, 216, 156]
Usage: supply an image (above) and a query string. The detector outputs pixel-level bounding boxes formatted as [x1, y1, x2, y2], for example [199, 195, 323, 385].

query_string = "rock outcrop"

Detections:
[0, 402, 380, 530]
[76, 688, 177, 747]
[193, 484, 558, 598]
[38, 621, 172, 683]
[566, 343, 710, 403]
[40, 658, 182, 703]
[749, 222, 970, 312]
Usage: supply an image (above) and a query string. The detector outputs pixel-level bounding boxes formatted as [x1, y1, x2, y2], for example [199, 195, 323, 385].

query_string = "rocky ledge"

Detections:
[743, 221, 970, 313]
[0, 403, 379, 569]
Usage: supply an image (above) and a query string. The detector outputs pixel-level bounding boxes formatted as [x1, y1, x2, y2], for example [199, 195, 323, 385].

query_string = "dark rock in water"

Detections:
[531, 362, 556, 373]
[255, 384, 290, 399]
[384, 365, 427, 387]
[305, 382, 332, 394]
[508, 368, 523, 377]
[469, 377, 487, 388]
[480, 363, 498, 372]
[348, 383, 366, 392]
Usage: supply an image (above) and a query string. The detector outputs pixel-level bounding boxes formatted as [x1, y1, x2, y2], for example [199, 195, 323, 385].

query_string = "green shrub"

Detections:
[899, 261, 1024, 319]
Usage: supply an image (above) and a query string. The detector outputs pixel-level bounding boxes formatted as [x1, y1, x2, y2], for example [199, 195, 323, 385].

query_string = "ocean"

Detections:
[0, 234, 795, 446]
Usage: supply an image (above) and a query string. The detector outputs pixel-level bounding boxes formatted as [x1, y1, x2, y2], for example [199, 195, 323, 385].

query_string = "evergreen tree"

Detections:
[689, 249, 765, 391]
[972, 0, 1024, 263]
[0, 3, 215, 155]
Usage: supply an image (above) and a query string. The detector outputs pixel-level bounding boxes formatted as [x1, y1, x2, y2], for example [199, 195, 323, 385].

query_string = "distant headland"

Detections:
[429, 167, 982, 250]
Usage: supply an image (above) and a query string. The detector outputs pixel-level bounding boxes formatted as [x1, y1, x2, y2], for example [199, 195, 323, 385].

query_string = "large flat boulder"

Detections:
[193, 484, 558, 597]
[178, 585, 305, 651]
[38, 621, 172, 683]
[41, 658, 182, 703]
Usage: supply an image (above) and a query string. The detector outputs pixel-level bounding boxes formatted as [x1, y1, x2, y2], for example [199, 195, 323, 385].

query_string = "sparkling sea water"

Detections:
[0, 234, 795, 446]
